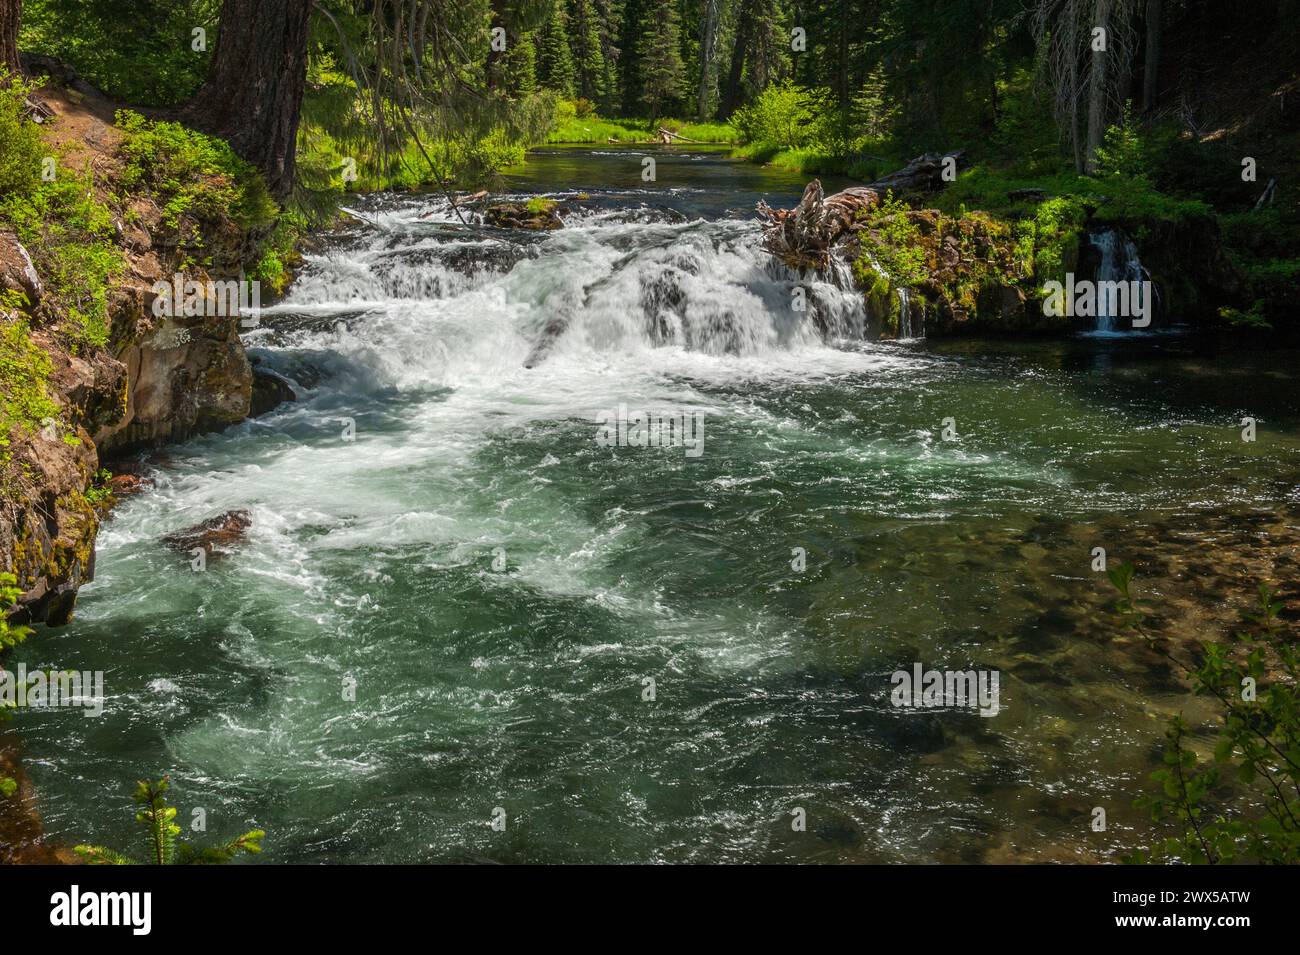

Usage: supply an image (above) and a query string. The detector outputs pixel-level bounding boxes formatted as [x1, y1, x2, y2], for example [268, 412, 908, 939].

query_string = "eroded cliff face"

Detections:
[1, 81, 256, 627]
[92, 193, 254, 456]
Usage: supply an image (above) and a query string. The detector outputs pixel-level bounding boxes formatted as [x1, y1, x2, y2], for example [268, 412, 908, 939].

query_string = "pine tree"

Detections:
[536, 0, 577, 97]
[594, 0, 621, 112]
[505, 30, 539, 95]
[637, 0, 685, 120]
[617, 0, 647, 113]
[568, 0, 607, 103]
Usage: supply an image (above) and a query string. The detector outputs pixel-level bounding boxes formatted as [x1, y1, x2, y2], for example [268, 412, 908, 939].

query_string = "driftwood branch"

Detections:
[756, 151, 963, 269]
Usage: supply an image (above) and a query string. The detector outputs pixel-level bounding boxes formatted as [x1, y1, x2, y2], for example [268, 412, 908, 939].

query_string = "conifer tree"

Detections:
[569, 0, 607, 102]
[593, 0, 621, 111]
[536, 0, 577, 97]
[637, 0, 685, 120]
[505, 30, 540, 95]
[1, 0, 23, 78]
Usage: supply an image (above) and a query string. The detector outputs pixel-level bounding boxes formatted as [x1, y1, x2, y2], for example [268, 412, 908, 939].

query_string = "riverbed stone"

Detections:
[161, 510, 252, 557]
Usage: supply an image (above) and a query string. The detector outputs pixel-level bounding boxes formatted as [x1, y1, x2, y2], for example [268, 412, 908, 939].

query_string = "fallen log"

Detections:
[657, 127, 705, 144]
[756, 150, 963, 269]
[868, 150, 964, 193]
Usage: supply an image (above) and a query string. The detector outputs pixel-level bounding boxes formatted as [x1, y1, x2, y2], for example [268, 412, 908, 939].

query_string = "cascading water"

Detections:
[860, 250, 922, 339]
[1089, 228, 1153, 333]
[258, 198, 875, 381]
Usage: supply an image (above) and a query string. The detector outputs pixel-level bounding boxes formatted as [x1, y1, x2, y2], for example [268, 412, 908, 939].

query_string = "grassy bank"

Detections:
[547, 99, 734, 145]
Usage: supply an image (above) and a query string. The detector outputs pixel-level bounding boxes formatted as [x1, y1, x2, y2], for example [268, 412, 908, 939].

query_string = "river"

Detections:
[8, 146, 1300, 863]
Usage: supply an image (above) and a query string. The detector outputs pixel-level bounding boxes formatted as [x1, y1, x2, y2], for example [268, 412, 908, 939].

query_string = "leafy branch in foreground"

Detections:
[1, 571, 33, 798]
[1109, 563, 1300, 863]
[75, 776, 265, 865]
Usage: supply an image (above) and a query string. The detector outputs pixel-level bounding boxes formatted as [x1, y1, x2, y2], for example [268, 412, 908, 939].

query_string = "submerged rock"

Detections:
[108, 473, 152, 498]
[161, 510, 251, 558]
[249, 365, 297, 417]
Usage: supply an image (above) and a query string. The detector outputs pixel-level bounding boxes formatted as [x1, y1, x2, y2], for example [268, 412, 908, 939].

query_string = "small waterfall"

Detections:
[1090, 228, 1153, 332]
[860, 251, 922, 339]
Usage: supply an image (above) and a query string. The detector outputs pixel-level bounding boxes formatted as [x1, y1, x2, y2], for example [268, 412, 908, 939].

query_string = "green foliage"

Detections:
[547, 102, 734, 144]
[0, 76, 119, 349]
[0, 316, 60, 453]
[0, 171, 120, 349]
[731, 81, 819, 150]
[1091, 103, 1150, 182]
[1220, 209, 1300, 330]
[299, 48, 553, 192]
[1218, 301, 1271, 330]
[0, 572, 32, 653]
[1111, 570, 1300, 864]
[849, 67, 899, 143]
[536, 0, 577, 99]
[853, 194, 929, 288]
[0, 71, 45, 197]
[1015, 195, 1087, 286]
[636, 0, 685, 120]
[84, 468, 114, 508]
[19, 0, 217, 107]
[1, 573, 32, 798]
[115, 110, 278, 231]
[75, 776, 265, 865]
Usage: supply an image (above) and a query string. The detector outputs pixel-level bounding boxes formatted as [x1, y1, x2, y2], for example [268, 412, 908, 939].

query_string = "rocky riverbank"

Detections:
[760, 169, 1246, 338]
[1, 71, 286, 628]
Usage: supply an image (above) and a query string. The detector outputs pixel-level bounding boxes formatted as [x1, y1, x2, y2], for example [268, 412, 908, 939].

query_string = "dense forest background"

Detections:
[2, 0, 1298, 330]
[10, 1, 1300, 169]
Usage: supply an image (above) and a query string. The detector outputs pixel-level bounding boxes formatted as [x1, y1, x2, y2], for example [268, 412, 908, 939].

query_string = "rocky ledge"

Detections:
[1, 74, 268, 626]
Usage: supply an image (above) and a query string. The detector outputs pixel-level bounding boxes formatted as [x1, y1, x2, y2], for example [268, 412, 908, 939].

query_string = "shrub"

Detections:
[1111, 566, 1300, 864]
[115, 110, 278, 231]
[19, 0, 214, 107]
[853, 193, 929, 288]
[1015, 194, 1088, 285]
[0, 171, 121, 349]
[0, 70, 44, 197]
[0, 315, 60, 443]
[1091, 102, 1150, 182]
[731, 81, 819, 149]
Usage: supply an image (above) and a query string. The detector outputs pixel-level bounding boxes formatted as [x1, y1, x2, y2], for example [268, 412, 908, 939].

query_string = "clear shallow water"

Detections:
[9, 148, 1300, 863]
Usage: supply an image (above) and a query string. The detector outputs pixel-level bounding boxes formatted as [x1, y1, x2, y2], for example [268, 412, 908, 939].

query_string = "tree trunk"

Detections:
[183, 0, 313, 201]
[722, 0, 753, 116]
[697, 0, 719, 119]
[1065, 2, 1084, 173]
[1141, 0, 1162, 112]
[1084, 0, 1113, 173]
[0, 0, 22, 79]
[837, 0, 848, 110]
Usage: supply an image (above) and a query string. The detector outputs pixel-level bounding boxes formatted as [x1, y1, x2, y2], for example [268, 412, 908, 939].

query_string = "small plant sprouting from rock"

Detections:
[1109, 563, 1300, 864]
[75, 776, 265, 865]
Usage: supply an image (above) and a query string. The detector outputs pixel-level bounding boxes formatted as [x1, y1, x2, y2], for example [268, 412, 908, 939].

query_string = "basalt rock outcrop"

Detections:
[759, 155, 1243, 337]
[2, 76, 264, 627]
